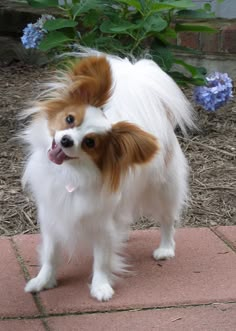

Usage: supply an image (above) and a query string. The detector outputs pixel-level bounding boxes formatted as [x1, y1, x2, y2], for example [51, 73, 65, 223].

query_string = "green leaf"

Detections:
[117, 0, 142, 12]
[159, 27, 177, 39]
[143, 15, 168, 33]
[27, 0, 58, 8]
[175, 23, 217, 33]
[168, 0, 195, 9]
[174, 58, 206, 79]
[100, 20, 137, 34]
[170, 44, 202, 55]
[150, 3, 176, 11]
[81, 31, 100, 47]
[151, 0, 195, 11]
[152, 46, 174, 71]
[83, 10, 101, 27]
[203, 3, 212, 12]
[38, 31, 73, 51]
[169, 71, 206, 86]
[92, 36, 125, 53]
[44, 19, 78, 31]
[177, 9, 215, 19]
[72, 0, 104, 18]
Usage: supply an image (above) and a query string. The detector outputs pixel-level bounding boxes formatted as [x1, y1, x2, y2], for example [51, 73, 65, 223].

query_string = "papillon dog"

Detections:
[22, 49, 194, 301]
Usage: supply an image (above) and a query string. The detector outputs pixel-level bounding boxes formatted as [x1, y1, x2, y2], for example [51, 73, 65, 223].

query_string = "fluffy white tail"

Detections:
[61, 47, 195, 136]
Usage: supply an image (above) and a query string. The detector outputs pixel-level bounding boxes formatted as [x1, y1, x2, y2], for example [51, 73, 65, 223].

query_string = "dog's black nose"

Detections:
[60, 135, 74, 148]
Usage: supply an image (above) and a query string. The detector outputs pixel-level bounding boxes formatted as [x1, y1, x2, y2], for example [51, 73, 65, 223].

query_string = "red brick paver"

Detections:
[213, 226, 236, 250]
[13, 228, 236, 314]
[0, 319, 45, 331]
[47, 303, 236, 331]
[0, 238, 39, 318]
[1, 227, 235, 330]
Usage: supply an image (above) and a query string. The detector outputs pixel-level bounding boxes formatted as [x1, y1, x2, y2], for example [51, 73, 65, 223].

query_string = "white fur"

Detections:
[22, 51, 194, 301]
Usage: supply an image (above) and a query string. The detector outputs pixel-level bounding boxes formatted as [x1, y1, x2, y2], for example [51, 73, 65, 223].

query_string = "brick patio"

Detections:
[0, 227, 235, 330]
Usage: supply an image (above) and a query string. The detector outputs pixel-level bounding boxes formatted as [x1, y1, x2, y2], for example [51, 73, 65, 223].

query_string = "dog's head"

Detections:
[40, 56, 159, 191]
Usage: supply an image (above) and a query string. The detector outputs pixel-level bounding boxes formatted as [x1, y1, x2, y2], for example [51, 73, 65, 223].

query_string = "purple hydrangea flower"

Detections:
[21, 15, 55, 49]
[194, 72, 233, 112]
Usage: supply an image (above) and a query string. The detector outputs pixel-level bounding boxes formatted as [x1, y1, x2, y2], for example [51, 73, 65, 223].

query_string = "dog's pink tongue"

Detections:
[48, 142, 67, 165]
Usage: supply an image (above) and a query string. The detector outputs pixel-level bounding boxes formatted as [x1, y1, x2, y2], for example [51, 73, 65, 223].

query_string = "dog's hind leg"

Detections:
[152, 213, 176, 260]
[151, 151, 188, 260]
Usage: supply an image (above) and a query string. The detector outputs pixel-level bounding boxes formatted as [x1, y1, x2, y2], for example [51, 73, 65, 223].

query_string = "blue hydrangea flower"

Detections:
[21, 15, 55, 49]
[21, 24, 45, 49]
[194, 72, 233, 112]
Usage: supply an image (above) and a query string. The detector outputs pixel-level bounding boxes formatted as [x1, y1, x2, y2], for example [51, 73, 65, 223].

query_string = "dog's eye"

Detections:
[83, 137, 95, 149]
[66, 115, 75, 125]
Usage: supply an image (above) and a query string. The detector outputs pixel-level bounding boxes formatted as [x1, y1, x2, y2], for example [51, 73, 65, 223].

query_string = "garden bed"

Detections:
[0, 62, 235, 236]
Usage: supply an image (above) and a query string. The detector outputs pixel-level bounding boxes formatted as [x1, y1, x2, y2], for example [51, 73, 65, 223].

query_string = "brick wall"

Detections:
[177, 21, 236, 54]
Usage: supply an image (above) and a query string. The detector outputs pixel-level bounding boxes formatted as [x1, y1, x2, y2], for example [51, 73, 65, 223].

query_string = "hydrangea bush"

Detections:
[21, 0, 233, 111]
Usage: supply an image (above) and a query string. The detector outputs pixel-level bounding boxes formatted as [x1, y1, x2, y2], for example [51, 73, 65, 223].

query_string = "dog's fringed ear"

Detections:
[68, 56, 112, 108]
[101, 122, 159, 192]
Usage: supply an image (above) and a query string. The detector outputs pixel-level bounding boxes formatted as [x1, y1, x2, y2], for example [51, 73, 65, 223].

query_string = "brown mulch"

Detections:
[0, 63, 235, 236]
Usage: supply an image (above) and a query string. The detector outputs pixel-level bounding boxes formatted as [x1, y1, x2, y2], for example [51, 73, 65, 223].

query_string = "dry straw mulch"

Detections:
[0, 63, 235, 236]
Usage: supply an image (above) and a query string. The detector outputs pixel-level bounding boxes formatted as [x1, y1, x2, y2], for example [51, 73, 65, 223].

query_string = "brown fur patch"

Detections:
[82, 122, 159, 192]
[68, 56, 112, 107]
[38, 56, 112, 135]
[44, 103, 86, 136]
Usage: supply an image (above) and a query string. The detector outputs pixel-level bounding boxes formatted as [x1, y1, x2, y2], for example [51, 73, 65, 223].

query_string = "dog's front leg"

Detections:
[90, 239, 115, 302]
[25, 231, 58, 293]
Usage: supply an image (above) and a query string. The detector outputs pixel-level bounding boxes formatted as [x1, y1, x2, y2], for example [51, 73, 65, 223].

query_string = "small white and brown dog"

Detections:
[22, 49, 194, 301]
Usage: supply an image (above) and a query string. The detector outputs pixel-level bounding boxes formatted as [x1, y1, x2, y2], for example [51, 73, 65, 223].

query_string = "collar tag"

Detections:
[65, 184, 77, 193]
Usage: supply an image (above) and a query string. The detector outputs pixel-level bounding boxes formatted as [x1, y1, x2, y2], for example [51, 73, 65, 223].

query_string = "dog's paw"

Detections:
[90, 283, 114, 302]
[25, 276, 57, 293]
[153, 247, 175, 260]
